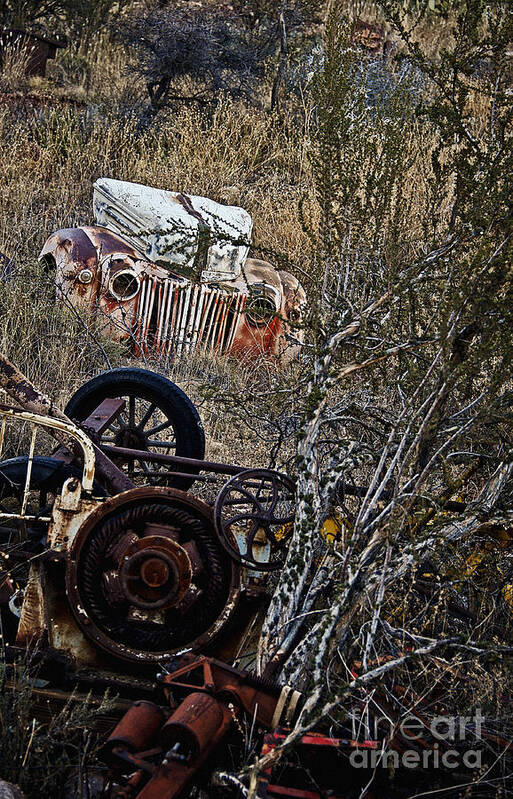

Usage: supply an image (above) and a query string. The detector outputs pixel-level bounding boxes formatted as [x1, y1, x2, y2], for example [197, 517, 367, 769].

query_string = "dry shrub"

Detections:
[0, 43, 32, 93]
[0, 659, 113, 798]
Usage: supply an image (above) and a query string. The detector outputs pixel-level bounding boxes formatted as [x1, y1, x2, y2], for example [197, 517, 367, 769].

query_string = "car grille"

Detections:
[134, 277, 246, 355]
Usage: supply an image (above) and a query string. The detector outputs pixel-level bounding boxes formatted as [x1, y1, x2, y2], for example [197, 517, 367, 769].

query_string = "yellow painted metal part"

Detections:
[320, 513, 347, 544]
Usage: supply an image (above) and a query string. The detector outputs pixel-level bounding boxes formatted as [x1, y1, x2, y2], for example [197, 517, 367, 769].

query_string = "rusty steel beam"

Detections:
[0, 353, 134, 494]
[100, 444, 468, 513]
[51, 398, 126, 467]
[158, 655, 302, 730]
[0, 354, 65, 419]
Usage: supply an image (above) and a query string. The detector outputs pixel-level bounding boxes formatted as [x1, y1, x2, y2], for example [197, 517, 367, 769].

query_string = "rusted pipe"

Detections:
[101, 444, 247, 476]
[102, 701, 166, 763]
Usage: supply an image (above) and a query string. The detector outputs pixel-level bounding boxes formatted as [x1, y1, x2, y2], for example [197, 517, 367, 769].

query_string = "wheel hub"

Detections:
[66, 488, 239, 663]
[118, 535, 191, 610]
[115, 427, 148, 450]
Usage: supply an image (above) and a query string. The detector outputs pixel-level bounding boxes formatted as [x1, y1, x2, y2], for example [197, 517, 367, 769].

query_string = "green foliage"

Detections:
[0, 1, 69, 31]
[0, 0, 134, 41]
[63, 0, 135, 46]
[232, 0, 325, 29]
[305, 0, 513, 429]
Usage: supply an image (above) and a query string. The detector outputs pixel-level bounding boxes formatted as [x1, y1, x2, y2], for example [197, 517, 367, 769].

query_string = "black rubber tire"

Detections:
[64, 368, 205, 490]
[0, 455, 84, 497]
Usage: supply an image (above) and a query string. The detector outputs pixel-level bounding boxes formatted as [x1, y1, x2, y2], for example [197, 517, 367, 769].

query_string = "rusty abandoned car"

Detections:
[39, 179, 306, 361]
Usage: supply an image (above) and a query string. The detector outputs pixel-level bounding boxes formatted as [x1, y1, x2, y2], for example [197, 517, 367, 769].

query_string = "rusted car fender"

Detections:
[231, 258, 306, 360]
[40, 226, 177, 342]
[39, 225, 162, 308]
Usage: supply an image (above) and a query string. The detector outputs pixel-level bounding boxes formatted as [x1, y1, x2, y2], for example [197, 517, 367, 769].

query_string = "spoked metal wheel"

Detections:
[65, 368, 205, 490]
[214, 468, 296, 571]
[97, 393, 178, 484]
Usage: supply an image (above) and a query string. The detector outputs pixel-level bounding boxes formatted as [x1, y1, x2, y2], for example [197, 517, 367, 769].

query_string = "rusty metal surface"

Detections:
[134, 277, 246, 356]
[44, 561, 103, 665]
[0, 359, 307, 799]
[0, 403, 97, 506]
[39, 223, 306, 360]
[77, 397, 126, 437]
[0, 353, 133, 494]
[51, 398, 126, 467]
[159, 655, 302, 730]
[46, 483, 98, 551]
[118, 534, 192, 611]
[0, 361, 273, 673]
[100, 443, 248, 476]
[160, 691, 226, 755]
[103, 701, 166, 760]
[104, 691, 233, 799]
[65, 486, 240, 664]
[230, 258, 306, 361]
[0, 353, 64, 418]
[40, 227, 99, 310]
[99, 654, 304, 798]
[214, 469, 295, 572]
[15, 564, 46, 646]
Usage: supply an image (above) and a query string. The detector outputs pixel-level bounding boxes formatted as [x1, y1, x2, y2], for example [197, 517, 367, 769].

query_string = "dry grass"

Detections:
[0, 41, 315, 468]
[0, 14, 480, 468]
[0, 44, 33, 94]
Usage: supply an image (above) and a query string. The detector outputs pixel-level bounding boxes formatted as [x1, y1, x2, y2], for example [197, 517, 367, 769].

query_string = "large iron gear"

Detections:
[66, 487, 239, 663]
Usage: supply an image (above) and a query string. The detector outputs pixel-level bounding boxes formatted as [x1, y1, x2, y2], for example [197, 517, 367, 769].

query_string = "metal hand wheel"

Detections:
[214, 468, 295, 571]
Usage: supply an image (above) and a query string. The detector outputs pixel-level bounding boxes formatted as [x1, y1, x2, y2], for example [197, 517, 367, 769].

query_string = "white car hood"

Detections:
[93, 178, 252, 282]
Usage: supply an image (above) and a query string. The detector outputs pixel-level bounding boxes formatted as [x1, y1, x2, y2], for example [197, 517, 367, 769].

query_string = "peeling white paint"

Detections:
[93, 178, 252, 282]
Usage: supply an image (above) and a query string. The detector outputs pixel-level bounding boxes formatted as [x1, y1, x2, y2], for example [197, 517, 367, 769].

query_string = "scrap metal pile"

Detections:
[1, 354, 513, 798]
[0, 353, 350, 798]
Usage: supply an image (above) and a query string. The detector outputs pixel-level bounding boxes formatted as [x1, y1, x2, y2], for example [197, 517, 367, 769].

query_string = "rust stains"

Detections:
[39, 228, 305, 361]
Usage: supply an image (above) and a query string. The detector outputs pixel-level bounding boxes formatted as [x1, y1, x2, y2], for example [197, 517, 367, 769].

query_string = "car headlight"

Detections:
[246, 285, 280, 327]
[108, 269, 141, 302]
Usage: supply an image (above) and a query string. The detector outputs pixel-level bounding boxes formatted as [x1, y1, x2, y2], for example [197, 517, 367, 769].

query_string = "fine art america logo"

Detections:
[350, 710, 485, 770]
